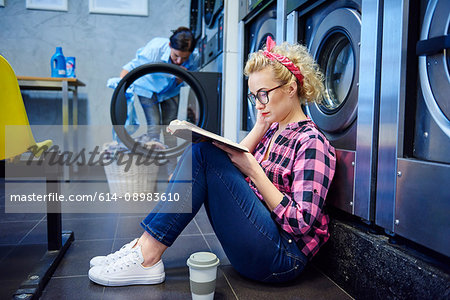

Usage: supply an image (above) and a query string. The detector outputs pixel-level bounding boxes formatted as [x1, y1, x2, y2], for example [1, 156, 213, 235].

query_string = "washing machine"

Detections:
[190, 0, 224, 72]
[190, 0, 203, 72]
[201, 0, 224, 71]
[301, 0, 361, 153]
[190, 0, 202, 42]
[188, 0, 223, 136]
[240, 0, 277, 132]
[376, 0, 449, 257]
[287, 0, 379, 218]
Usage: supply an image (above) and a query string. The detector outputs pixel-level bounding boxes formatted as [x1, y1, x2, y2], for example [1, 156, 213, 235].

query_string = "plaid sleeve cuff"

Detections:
[272, 195, 292, 219]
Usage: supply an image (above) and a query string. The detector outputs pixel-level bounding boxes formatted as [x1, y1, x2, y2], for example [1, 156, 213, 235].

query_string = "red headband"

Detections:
[262, 36, 304, 86]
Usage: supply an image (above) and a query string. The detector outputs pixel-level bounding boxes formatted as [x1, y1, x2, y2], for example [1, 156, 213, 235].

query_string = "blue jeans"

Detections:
[138, 95, 179, 173]
[141, 142, 308, 283]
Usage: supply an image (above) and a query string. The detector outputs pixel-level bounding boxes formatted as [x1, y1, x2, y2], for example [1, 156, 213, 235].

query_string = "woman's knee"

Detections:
[190, 143, 233, 172]
[191, 142, 224, 159]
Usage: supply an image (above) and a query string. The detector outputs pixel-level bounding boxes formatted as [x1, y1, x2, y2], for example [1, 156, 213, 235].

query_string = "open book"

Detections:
[167, 120, 249, 152]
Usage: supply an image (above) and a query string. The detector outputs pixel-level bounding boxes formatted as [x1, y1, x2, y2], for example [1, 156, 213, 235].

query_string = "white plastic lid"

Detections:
[187, 252, 220, 269]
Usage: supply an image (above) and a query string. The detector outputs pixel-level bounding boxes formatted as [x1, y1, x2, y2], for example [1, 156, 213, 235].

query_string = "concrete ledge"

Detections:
[312, 217, 450, 299]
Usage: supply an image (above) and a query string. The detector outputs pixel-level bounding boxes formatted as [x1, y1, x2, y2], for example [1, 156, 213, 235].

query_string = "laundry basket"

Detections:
[102, 141, 163, 197]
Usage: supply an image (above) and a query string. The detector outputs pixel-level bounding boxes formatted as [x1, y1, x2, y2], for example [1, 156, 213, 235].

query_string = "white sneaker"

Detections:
[88, 245, 165, 286]
[89, 238, 138, 268]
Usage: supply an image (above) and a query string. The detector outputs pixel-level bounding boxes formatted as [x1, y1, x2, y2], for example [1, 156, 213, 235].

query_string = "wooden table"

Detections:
[17, 76, 86, 130]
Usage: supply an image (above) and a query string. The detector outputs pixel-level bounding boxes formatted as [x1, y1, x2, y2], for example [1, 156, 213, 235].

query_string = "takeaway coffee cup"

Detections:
[187, 252, 220, 300]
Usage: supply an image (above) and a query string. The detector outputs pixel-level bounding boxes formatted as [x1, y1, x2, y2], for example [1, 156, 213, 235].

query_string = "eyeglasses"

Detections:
[247, 84, 284, 106]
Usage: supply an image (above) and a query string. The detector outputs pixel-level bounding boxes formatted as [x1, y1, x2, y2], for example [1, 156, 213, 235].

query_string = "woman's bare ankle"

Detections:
[137, 231, 168, 267]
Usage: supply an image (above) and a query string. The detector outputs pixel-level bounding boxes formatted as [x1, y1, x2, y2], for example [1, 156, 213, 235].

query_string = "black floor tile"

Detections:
[62, 216, 118, 241]
[163, 234, 211, 269]
[0, 243, 48, 281]
[221, 264, 352, 300]
[194, 207, 215, 234]
[179, 218, 203, 236]
[0, 279, 22, 300]
[213, 268, 237, 300]
[114, 216, 147, 239]
[0, 212, 45, 222]
[100, 267, 192, 300]
[53, 239, 114, 277]
[41, 276, 105, 300]
[0, 220, 39, 245]
[19, 220, 47, 244]
[0, 245, 14, 263]
[116, 215, 201, 240]
[20, 216, 120, 245]
[100, 266, 235, 300]
[62, 212, 120, 220]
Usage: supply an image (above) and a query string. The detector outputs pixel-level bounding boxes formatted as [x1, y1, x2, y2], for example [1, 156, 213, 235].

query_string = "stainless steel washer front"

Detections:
[376, 0, 450, 257]
[305, 6, 361, 149]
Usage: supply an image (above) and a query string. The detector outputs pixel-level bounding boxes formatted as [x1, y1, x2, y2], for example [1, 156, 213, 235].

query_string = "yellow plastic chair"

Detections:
[1, 55, 74, 300]
[0, 54, 52, 160]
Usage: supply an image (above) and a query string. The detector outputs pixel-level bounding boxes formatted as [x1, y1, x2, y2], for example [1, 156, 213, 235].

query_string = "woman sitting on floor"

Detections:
[88, 36, 336, 286]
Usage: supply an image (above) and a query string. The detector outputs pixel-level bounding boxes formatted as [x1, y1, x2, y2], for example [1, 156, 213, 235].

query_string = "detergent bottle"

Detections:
[51, 47, 66, 77]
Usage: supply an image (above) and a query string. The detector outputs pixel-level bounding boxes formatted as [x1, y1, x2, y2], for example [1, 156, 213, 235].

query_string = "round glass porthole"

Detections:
[318, 32, 355, 113]
[110, 63, 207, 158]
[419, 0, 450, 137]
[305, 7, 361, 135]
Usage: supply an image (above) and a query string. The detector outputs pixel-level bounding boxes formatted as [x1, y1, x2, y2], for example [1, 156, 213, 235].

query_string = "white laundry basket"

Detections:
[103, 141, 163, 197]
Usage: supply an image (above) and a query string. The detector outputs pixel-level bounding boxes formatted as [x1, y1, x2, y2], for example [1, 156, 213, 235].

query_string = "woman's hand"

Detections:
[213, 141, 284, 211]
[212, 142, 262, 179]
[254, 109, 272, 131]
[239, 110, 272, 153]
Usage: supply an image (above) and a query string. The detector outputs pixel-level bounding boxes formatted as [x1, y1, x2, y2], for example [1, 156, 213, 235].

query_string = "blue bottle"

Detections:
[51, 47, 66, 77]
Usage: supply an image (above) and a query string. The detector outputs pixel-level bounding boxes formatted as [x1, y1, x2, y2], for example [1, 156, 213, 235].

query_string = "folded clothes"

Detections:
[102, 134, 167, 159]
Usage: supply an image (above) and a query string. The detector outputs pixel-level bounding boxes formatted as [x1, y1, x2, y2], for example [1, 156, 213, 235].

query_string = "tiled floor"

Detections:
[0, 175, 353, 300]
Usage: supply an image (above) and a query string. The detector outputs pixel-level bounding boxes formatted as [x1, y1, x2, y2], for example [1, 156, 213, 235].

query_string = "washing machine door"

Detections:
[246, 7, 277, 130]
[110, 63, 207, 158]
[305, 8, 361, 139]
[248, 11, 276, 53]
[418, 0, 450, 138]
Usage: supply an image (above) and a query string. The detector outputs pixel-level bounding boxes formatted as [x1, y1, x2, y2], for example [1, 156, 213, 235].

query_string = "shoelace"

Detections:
[105, 249, 140, 273]
[103, 240, 135, 263]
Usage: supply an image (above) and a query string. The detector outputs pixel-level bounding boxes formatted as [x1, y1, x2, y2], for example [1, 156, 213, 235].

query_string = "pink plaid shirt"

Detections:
[248, 119, 336, 259]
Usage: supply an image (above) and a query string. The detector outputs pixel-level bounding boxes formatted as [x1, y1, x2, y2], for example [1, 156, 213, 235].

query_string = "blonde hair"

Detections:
[244, 42, 324, 105]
